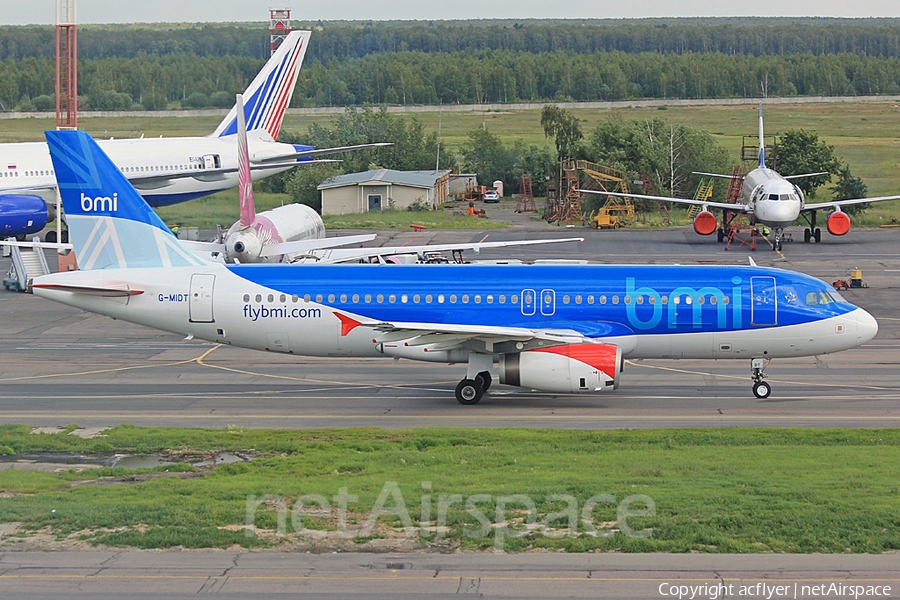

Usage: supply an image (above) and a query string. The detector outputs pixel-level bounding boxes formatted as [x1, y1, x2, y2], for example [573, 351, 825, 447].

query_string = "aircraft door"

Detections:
[540, 289, 556, 316]
[750, 276, 777, 326]
[189, 274, 215, 323]
[521, 289, 536, 316]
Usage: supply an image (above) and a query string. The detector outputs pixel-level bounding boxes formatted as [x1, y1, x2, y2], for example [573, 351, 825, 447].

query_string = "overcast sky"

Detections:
[1, 0, 897, 25]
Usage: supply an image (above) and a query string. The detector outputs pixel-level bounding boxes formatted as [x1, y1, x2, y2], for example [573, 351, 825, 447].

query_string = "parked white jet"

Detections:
[580, 104, 900, 251]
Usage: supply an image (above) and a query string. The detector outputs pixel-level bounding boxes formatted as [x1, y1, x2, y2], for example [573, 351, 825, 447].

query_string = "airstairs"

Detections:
[4, 238, 51, 292]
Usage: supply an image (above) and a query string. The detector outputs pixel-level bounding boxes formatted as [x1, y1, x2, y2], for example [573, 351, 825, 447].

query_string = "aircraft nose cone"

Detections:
[855, 308, 879, 345]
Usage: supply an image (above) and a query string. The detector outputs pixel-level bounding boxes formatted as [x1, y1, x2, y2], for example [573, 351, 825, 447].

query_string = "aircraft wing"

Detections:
[127, 162, 341, 190]
[802, 194, 900, 212]
[296, 237, 584, 264]
[259, 234, 378, 257]
[577, 189, 750, 212]
[336, 313, 594, 352]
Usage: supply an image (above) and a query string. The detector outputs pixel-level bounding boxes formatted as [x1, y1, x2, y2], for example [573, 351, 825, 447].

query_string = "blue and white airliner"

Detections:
[0, 30, 386, 240]
[32, 131, 879, 403]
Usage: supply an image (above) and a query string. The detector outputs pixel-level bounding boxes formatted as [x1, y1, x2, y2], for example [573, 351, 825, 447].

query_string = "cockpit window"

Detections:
[769, 194, 779, 200]
[806, 292, 818, 306]
[819, 292, 835, 305]
[780, 194, 791, 200]
[830, 290, 849, 303]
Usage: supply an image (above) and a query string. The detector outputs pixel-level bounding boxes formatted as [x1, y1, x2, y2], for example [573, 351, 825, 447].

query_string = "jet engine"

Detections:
[692, 211, 718, 236]
[0, 194, 50, 237]
[499, 343, 621, 393]
[827, 211, 851, 236]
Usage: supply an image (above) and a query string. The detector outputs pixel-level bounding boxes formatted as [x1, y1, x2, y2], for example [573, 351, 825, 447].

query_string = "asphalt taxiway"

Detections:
[1, 227, 897, 430]
[1, 551, 899, 598]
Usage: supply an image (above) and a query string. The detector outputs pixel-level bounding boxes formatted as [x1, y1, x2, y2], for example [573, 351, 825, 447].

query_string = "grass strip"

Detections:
[0, 425, 898, 553]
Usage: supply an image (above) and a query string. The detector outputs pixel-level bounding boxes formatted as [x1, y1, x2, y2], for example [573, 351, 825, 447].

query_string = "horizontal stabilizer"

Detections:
[253, 143, 394, 164]
[30, 282, 144, 297]
[783, 172, 830, 180]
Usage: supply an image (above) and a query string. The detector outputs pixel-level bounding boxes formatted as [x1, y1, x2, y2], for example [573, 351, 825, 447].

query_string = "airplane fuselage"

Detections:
[34, 263, 876, 365]
[741, 166, 805, 229]
[0, 136, 307, 208]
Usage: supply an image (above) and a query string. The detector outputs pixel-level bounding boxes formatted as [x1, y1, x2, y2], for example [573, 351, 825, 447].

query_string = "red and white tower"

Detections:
[56, 0, 77, 130]
[269, 9, 291, 56]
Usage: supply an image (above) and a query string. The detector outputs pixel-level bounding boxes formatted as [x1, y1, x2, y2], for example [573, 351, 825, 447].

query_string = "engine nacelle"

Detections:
[0, 194, 49, 237]
[693, 211, 718, 236]
[827, 211, 851, 236]
[500, 343, 621, 393]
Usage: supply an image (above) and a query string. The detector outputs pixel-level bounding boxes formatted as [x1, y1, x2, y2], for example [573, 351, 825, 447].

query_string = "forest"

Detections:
[3, 20, 900, 111]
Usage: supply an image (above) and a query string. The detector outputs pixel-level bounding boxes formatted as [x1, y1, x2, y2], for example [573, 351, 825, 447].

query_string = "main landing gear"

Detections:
[802, 211, 822, 243]
[455, 371, 492, 405]
[750, 358, 771, 398]
[455, 353, 493, 405]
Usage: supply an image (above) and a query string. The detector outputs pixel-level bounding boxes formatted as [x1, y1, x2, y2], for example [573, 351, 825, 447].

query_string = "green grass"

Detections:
[155, 189, 293, 230]
[5, 102, 900, 226]
[0, 425, 898, 553]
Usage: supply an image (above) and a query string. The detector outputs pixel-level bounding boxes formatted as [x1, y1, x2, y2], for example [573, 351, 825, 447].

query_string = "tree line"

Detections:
[5, 20, 900, 62]
[4, 49, 900, 112]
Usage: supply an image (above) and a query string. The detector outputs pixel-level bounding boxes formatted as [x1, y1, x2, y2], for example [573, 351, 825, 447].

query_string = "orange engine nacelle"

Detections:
[693, 211, 718, 236]
[827, 211, 851, 236]
[499, 343, 621, 393]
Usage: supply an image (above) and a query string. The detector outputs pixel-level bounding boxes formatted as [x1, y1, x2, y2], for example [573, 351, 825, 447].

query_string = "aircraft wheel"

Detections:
[717, 228, 725, 243]
[814, 228, 822, 243]
[475, 371, 492, 392]
[61, 230, 69, 243]
[455, 379, 484, 405]
[45, 230, 57, 243]
[804, 228, 811, 243]
[752, 381, 771, 399]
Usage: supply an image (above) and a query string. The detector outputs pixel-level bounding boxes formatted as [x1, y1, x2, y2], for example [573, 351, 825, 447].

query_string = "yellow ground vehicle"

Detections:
[588, 209, 622, 229]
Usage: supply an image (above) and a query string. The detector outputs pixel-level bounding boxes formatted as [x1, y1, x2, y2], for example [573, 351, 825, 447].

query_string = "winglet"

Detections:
[758, 102, 766, 169]
[236, 93, 256, 227]
[749, 256, 758, 267]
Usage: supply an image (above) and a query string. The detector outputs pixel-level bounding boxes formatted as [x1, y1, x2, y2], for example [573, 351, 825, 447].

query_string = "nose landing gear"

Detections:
[771, 228, 784, 251]
[750, 358, 771, 398]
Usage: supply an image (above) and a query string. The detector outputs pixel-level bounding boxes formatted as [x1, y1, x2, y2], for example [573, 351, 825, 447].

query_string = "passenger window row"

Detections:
[241, 292, 730, 307]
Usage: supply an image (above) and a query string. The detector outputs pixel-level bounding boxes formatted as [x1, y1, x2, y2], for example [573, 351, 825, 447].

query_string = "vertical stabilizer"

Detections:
[758, 102, 766, 169]
[236, 94, 256, 227]
[211, 30, 310, 140]
[45, 130, 205, 270]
